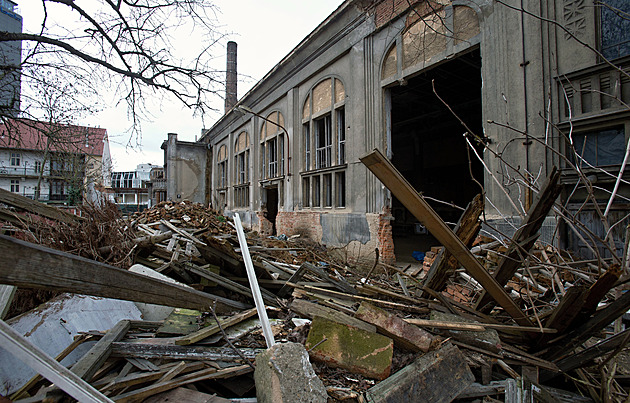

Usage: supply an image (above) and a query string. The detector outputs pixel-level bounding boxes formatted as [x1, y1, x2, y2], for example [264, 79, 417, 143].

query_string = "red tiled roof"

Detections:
[0, 118, 107, 156]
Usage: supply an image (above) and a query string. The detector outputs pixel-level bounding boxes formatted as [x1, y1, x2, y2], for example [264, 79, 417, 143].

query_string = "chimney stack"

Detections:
[225, 41, 238, 113]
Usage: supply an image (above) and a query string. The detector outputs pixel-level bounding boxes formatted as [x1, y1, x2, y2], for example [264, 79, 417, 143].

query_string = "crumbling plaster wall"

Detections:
[165, 133, 209, 204]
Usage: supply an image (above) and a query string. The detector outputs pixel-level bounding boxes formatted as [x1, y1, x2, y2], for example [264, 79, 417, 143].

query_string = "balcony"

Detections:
[0, 166, 45, 177]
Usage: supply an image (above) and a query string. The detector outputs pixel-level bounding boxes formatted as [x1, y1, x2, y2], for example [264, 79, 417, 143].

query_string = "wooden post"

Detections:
[360, 149, 534, 327]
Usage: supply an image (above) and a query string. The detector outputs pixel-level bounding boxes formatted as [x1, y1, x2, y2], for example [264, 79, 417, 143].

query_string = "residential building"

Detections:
[0, 118, 111, 204]
[0, 0, 22, 117]
[146, 166, 166, 206]
[163, 0, 630, 265]
[110, 163, 159, 213]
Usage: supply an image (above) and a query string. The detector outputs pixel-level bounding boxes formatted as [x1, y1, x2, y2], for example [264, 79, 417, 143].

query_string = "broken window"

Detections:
[300, 77, 347, 209]
[234, 131, 250, 208]
[260, 111, 285, 180]
[217, 144, 228, 189]
[601, 0, 630, 60]
[572, 126, 626, 167]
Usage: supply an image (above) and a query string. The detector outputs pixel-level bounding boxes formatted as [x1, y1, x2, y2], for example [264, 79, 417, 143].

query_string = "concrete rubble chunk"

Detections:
[430, 311, 502, 353]
[254, 342, 327, 403]
[364, 343, 474, 403]
[305, 316, 393, 380]
[355, 301, 434, 352]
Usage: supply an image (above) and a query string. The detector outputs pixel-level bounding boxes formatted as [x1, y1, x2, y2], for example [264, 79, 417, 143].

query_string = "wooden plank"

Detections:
[544, 288, 630, 360]
[364, 343, 473, 403]
[184, 263, 277, 306]
[422, 194, 484, 296]
[404, 318, 557, 333]
[71, 320, 131, 382]
[289, 298, 376, 333]
[112, 365, 252, 403]
[278, 262, 309, 297]
[175, 307, 258, 345]
[543, 285, 588, 334]
[0, 284, 16, 319]
[0, 187, 83, 224]
[360, 149, 534, 327]
[94, 362, 206, 393]
[475, 167, 562, 312]
[111, 343, 262, 361]
[302, 261, 357, 295]
[0, 234, 250, 312]
[0, 319, 112, 403]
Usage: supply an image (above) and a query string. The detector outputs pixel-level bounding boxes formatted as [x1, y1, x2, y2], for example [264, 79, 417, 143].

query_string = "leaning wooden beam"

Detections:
[360, 149, 534, 327]
[475, 167, 562, 312]
[0, 284, 16, 319]
[0, 235, 250, 312]
[0, 186, 83, 224]
[0, 319, 112, 403]
[422, 194, 484, 297]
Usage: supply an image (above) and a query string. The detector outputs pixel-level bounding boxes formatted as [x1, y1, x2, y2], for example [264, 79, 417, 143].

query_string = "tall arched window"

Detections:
[260, 111, 285, 180]
[301, 77, 346, 209]
[234, 131, 250, 207]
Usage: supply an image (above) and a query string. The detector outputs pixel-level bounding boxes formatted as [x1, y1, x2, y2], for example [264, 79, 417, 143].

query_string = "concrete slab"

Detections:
[254, 342, 327, 403]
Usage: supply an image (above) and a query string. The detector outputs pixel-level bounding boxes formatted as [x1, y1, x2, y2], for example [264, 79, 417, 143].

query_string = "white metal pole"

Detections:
[233, 213, 275, 348]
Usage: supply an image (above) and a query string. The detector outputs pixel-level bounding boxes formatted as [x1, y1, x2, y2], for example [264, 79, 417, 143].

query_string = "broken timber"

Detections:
[0, 186, 83, 224]
[0, 234, 250, 312]
[360, 149, 534, 327]
[422, 193, 484, 297]
[475, 166, 561, 312]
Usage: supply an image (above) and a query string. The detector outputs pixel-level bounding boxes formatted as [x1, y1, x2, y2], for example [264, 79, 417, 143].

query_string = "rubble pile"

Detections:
[0, 179, 629, 402]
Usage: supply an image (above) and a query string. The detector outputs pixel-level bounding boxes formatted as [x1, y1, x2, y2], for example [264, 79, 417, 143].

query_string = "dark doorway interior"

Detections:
[389, 49, 484, 263]
[265, 187, 279, 235]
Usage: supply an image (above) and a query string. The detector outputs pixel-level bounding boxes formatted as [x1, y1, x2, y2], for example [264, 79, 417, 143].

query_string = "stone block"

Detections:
[254, 342, 327, 403]
[355, 302, 434, 352]
[364, 343, 474, 403]
[306, 316, 393, 380]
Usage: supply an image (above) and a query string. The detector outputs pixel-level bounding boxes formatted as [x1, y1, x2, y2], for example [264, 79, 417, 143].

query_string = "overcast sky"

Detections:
[18, 0, 344, 171]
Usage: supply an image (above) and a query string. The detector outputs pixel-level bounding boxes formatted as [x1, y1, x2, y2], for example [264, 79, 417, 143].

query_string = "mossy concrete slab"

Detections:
[305, 316, 393, 380]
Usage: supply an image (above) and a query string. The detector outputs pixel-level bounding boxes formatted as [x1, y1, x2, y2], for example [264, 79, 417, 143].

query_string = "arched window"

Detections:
[260, 111, 285, 179]
[234, 131, 250, 207]
[301, 77, 346, 209]
[216, 144, 228, 209]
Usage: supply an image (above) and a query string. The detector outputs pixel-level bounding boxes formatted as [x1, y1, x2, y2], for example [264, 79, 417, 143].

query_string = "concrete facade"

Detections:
[165, 0, 630, 264]
[0, 0, 22, 117]
[162, 133, 210, 205]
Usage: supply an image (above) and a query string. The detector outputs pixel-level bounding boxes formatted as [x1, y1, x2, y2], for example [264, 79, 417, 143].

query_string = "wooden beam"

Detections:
[0, 319, 112, 403]
[404, 318, 557, 334]
[475, 167, 561, 312]
[0, 235, 250, 312]
[0, 187, 82, 224]
[360, 149, 534, 327]
[111, 343, 261, 361]
[0, 284, 16, 319]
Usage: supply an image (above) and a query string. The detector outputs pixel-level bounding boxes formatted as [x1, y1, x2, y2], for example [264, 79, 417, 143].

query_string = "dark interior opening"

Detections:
[389, 48, 484, 264]
[265, 187, 278, 235]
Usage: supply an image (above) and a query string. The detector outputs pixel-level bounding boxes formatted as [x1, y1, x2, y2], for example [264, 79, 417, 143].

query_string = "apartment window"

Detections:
[10, 152, 20, 166]
[301, 77, 347, 209]
[233, 131, 250, 208]
[34, 161, 42, 173]
[123, 172, 134, 188]
[260, 111, 285, 180]
[10, 179, 19, 193]
[572, 126, 625, 167]
[601, 0, 630, 60]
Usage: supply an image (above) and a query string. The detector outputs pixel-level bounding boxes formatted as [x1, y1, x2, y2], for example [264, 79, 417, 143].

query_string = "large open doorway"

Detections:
[388, 49, 484, 264]
[264, 187, 278, 235]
